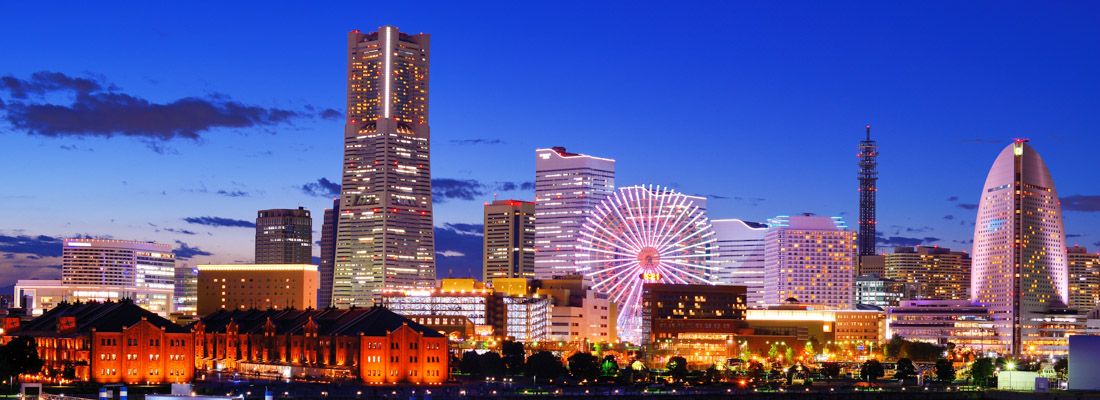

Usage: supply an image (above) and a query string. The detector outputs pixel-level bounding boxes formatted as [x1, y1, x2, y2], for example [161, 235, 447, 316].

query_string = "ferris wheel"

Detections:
[577, 185, 718, 344]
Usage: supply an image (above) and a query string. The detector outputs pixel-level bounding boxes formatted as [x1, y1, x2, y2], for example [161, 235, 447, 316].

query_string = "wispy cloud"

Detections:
[183, 216, 255, 228]
[301, 177, 341, 198]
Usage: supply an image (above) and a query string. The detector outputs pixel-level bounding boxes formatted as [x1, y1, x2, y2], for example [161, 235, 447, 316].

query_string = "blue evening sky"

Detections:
[2, 1, 1099, 286]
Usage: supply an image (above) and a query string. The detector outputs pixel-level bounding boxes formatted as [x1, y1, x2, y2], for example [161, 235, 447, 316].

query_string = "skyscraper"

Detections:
[255, 207, 313, 264]
[885, 246, 971, 300]
[764, 214, 857, 308]
[61, 238, 176, 315]
[971, 140, 1069, 357]
[1066, 245, 1100, 313]
[857, 125, 879, 272]
[712, 218, 769, 307]
[318, 198, 339, 308]
[335, 26, 435, 307]
[483, 200, 536, 284]
[534, 147, 614, 279]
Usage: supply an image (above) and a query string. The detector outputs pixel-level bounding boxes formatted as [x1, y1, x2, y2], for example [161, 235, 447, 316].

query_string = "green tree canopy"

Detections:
[0, 337, 43, 381]
[525, 351, 565, 382]
[860, 359, 885, 381]
[567, 352, 600, 381]
[934, 358, 956, 382]
[895, 358, 916, 381]
[969, 358, 995, 387]
[667, 356, 689, 380]
[501, 341, 525, 375]
[600, 355, 619, 377]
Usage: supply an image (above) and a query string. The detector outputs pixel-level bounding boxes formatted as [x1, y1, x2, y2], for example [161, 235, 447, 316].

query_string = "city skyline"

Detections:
[4, 2, 1100, 293]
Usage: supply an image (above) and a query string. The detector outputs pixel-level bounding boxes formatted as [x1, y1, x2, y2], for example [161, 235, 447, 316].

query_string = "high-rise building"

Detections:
[318, 198, 339, 308]
[857, 125, 879, 268]
[971, 140, 1069, 358]
[854, 273, 913, 307]
[61, 238, 176, 315]
[885, 246, 971, 300]
[712, 219, 769, 307]
[196, 264, 319, 316]
[335, 26, 435, 307]
[534, 147, 614, 279]
[483, 200, 536, 283]
[1067, 245, 1100, 313]
[763, 214, 857, 309]
[255, 207, 313, 264]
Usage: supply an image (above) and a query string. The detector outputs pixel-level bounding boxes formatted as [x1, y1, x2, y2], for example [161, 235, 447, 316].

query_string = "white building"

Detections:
[14, 279, 176, 318]
[533, 147, 614, 279]
[712, 219, 768, 307]
[51, 238, 176, 316]
[764, 214, 856, 309]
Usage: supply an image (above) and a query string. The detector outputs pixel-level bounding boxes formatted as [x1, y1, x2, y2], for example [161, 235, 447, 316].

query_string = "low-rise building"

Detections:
[886, 300, 1004, 355]
[13, 280, 176, 318]
[855, 274, 914, 307]
[533, 276, 616, 343]
[196, 264, 319, 316]
[642, 284, 749, 367]
[744, 302, 886, 355]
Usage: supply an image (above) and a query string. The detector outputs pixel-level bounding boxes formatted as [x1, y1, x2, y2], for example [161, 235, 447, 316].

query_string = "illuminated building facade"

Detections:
[193, 306, 448, 384]
[172, 265, 198, 321]
[483, 200, 536, 284]
[857, 125, 879, 271]
[1067, 245, 1100, 313]
[1, 301, 193, 384]
[61, 238, 176, 316]
[335, 26, 435, 307]
[318, 198, 339, 308]
[854, 274, 913, 307]
[764, 214, 857, 309]
[196, 264, 319, 316]
[887, 300, 1004, 354]
[255, 207, 313, 264]
[382, 287, 495, 335]
[642, 284, 748, 367]
[885, 246, 971, 300]
[744, 303, 886, 353]
[534, 276, 616, 343]
[971, 140, 1069, 358]
[534, 147, 614, 279]
[712, 219, 769, 307]
[502, 296, 551, 342]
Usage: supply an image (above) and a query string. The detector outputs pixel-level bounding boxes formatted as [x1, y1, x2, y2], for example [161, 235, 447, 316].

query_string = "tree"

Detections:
[968, 358, 995, 387]
[895, 358, 916, 381]
[934, 358, 956, 382]
[906, 342, 945, 362]
[501, 341, 526, 375]
[884, 336, 906, 359]
[479, 351, 506, 377]
[667, 356, 689, 381]
[1053, 358, 1068, 381]
[804, 340, 816, 359]
[747, 361, 766, 380]
[600, 355, 619, 377]
[0, 337, 44, 384]
[821, 362, 841, 379]
[784, 347, 794, 363]
[767, 343, 779, 361]
[459, 351, 481, 375]
[860, 359, 884, 381]
[567, 352, 600, 381]
[524, 351, 564, 382]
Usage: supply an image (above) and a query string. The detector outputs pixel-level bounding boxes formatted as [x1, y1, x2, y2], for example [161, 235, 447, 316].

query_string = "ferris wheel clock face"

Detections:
[578, 185, 718, 344]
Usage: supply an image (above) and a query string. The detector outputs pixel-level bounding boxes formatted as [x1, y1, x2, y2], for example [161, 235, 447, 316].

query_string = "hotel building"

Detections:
[971, 140, 1069, 357]
[335, 26, 435, 307]
[255, 207, 313, 264]
[483, 200, 536, 284]
[885, 246, 971, 300]
[196, 264, 319, 316]
[763, 214, 857, 309]
[1067, 245, 1100, 313]
[712, 219, 769, 307]
[534, 147, 614, 279]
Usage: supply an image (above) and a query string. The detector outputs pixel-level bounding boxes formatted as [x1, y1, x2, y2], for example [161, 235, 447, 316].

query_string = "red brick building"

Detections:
[1, 300, 194, 384]
[193, 306, 448, 384]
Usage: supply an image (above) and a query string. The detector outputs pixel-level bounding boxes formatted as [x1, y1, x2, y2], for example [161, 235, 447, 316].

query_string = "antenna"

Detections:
[865, 124, 871, 141]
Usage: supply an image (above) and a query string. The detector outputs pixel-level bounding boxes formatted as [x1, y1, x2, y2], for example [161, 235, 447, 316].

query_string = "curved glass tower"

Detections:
[971, 140, 1068, 358]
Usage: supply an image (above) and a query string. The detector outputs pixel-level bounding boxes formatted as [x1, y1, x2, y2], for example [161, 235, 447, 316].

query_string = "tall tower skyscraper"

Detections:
[318, 198, 339, 308]
[334, 26, 435, 307]
[764, 214, 857, 309]
[534, 147, 615, 279]
[255, 207, 313, 264]
[971, 140, 1069, 358]
[483, 200, 536, 284]
[857, 125, 879, 268]
[712, 219, 769, 307]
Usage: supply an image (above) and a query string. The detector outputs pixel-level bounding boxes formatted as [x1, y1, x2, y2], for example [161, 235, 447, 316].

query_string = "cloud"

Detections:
[163, 227, 197, 235]
[301, 177, 341, 198]
[877, 235, 941, 247]
[318, 108, 342, 119]
[957, 203, 979, 210]
[449, 138, 504, 145]
[433, 178, 486, 202]
[216, 189, 249, 198]
[0, 71, 332, 143]
[443, 223, 483, 236]
[436, 250, 465, 257]
[943, 215, 956, 220]
[1066, 233, 1083, 238]
[946, 196, 959, 202]
[494, 181, 535, 192]
[434, 224, 485, 279]
[1061, 195, 1100, 212]
[183, 216, 255, 228]
[173, 241, 213, 260]
[0, 234, 63, 257]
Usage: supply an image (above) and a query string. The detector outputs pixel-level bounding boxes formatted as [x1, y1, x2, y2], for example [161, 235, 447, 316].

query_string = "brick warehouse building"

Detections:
[1, 300, 194, 384]
[193, 306, 448, 384]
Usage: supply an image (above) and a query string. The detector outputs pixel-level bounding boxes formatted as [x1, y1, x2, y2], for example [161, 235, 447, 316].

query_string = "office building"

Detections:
[712, 219, 769, 307]
[61, 238, 176, 316]
[534, 147, 614, 279]
[318, 198, 339, 308]
[971, 140, 1069, 357]
[854, 274, 913, 307]
[1067, 245, 1100, 313]
[172, 265, 198, 320]
[744, 302, 886, 353]
[196, 264, 319, 316]
[255, 207, 312, 264]
[194, 307, 449, 384]
[335, 26, 435, 307]
[887, 300, 1003, 354]
[483, 200, 536, 283]
[533, 276, 616, 343]
[642, 284, 748, 367]
[885, 246, 971, 300]
[764, 214, 857, 309]
[1, 301, 193, 384]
